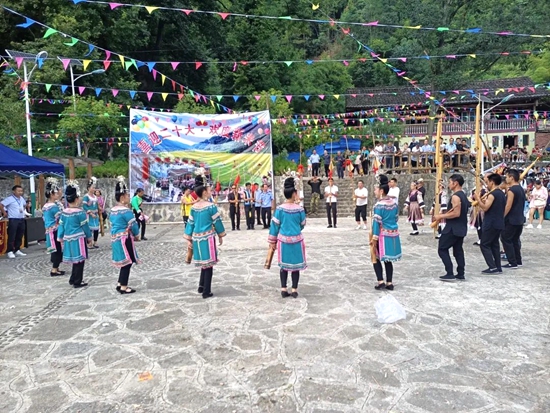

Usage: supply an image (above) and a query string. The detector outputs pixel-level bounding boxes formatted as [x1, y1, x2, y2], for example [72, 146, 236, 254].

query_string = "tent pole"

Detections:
[23, 62, 36, 214]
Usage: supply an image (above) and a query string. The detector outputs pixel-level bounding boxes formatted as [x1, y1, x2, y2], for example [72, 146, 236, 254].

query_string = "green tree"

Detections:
[57, 96, 124, 158]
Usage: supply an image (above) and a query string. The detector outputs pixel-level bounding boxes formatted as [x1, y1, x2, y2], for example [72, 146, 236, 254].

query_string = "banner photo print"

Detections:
[129, 109, 273, 203]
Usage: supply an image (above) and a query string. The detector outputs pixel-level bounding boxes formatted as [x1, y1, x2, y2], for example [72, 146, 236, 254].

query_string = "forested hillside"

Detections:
[1, 0, 549, 161]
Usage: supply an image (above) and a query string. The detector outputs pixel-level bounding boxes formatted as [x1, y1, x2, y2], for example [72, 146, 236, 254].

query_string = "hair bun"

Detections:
[378, 174, 389, 185]
[284, 177, 295, 189]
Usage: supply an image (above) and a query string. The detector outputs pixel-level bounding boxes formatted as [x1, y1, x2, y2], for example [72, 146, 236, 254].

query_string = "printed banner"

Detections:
[129, 109, 273, 203]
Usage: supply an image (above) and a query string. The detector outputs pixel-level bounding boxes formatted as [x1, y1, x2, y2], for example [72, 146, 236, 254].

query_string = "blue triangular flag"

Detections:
[465, 28, 482, 33]
[270, 96, 277, 102]
[129, 91, 136, 99]
[16, 18, 36, 28]
[146, 62, 156, 72]
[233, 95, 239, 102]
[136, 61, 146, 68]
[306, 60, 313, 65]
[37, 58, 44, 69]
[95, 88, 102, 96]
[84, 44, 94, 57]
[304, 95, 310, 101]
[61, 85, 68, 93]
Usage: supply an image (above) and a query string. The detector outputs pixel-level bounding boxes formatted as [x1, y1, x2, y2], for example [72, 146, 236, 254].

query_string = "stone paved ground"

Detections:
[0, 217, 549, 413]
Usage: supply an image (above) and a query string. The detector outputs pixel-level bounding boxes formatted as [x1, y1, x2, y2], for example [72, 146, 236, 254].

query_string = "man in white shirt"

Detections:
[324, 178, 338, 228]
[309, 150, 321, 177]
[388, 178, 400, 205]
[446, 138, 457, 168]
[0, 185, 28, 258]
[354, 180, 369, 229]
[420, 139, 434, 168]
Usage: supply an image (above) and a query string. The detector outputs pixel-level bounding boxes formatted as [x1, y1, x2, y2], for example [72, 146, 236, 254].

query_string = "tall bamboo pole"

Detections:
[474, 103, 482, 221]
[433, 116, 443, 238]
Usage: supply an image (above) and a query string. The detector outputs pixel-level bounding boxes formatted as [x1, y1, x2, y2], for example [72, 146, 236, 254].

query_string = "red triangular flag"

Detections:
[195, 62, 202, 70]
[218, 12, 229, 20]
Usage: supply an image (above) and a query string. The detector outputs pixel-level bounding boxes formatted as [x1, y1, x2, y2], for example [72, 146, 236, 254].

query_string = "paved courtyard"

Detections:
[0, 217, 549, 413]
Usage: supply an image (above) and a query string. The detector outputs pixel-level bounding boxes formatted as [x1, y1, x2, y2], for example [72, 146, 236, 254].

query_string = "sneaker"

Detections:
[410, 231, 419, 236]
[7, 251, 15, 259]
[362, 224, 368, 230]
[473, 240, 481, 246]
[526, 224, 533, 229]
[439, 274, 457, 282]
[502, 263, 518, 269]
[537, 224, 542, 229]
[481, 268, 502, 274]
[455, 275, 466, 281]
[356, 225, 361, 230]
[327, 225, 333, 228]
[15, 250, 26, 257]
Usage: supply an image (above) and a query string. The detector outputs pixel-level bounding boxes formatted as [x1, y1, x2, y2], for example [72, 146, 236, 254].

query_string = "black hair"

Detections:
[45, 181, 59, 200]
[245, 182, 251, 186]
[12, 185, 22, 191]
[449, 173, 465, 186]
[358, 180, 364, 184]
[390, 178, 397, 183]
[378, 174, 390, 195]
[506, 169, 520, 182]
[65, 187, 79, 204]
[195, 185, 207, 198]
[87, 178, 96, 190]
[134, 188, 144, 196]
[283, 177, 297, 200]
[487, 173, 502, 186]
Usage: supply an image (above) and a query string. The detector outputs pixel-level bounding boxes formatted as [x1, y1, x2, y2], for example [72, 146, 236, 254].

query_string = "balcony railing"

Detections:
[404, 119, 537, 136]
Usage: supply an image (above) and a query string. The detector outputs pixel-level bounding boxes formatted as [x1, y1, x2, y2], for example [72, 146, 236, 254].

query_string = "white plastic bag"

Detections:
[375, 295, 406, 324]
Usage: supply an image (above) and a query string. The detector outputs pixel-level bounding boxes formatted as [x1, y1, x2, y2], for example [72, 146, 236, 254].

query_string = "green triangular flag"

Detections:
[64, 37, 78, 46]
[103, 113, 110, 117]
[216, 95, 223, 101]
[284, 61, 293, 67]
[279, 16, 292, 19]
[43, 28, 58, 38]
[124, 61, 133, 70]
[45, 84, 52, 92]
[437, 27, 449, 31]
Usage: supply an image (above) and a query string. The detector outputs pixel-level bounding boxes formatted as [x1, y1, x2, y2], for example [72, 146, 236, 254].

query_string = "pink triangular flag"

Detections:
[351, 94, 357, 98]
[78, 86, 85, 95]
[397, 71, 406, 76]
[195, 62, 202, 70]
[218, 12, 229, 20]
[399, 57, 407, 62]
[103, 60, 111, 70]
[112, 89, 119, 97]
[254, 95, 261, 101]
[319, 95, 325, 100]
[171, 80, 176, 91]
[364, 21, 379, 26]
[285, 95, 292, 103]
[152, 69, 157, 80]
[181, 9, 193, 15]
[529, 87, 535, 93]
[105, 50, 111, 60]
[109, 3, 123, 10]
[147, 92, 153, 101]
[343, 60, 349, 66]
[170, 62, 179, 70]
[15, 57, 24, 69]
[61, 58, 71, 71]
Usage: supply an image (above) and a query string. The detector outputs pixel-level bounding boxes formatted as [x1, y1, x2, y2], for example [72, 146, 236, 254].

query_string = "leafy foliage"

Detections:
[0, 0, 549, 160]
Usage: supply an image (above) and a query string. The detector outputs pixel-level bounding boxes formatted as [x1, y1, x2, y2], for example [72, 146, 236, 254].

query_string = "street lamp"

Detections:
[6, 49, 48, 214]
[57, 57, 105, 157]
[477, 93, 515, 171]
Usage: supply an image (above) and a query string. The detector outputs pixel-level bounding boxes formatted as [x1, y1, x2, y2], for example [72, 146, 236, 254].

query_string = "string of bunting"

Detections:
[1, 49, 541, 72]
[2, 5, 232, 113]
[27, 80, 550, 105]
[70, 0, 550, 39]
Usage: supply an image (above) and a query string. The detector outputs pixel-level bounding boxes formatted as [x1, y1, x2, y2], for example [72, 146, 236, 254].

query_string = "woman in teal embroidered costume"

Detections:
[268, 176, 307, 298]
[110, 176, 140, 294]
[184, 174, 226, 299]
[57, 181, 92, 288]
[82, 177, 100, 248]
[42, 178, 65, 277]
[371, 174, 402, 290]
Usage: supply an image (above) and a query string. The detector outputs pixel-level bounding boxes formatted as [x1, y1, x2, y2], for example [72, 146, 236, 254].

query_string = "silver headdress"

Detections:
[87, 176, 98, 189]
[65, 179, 81, 198]
[115, 175, 128, 194]
[280, 169, 302, 192]
[45, 177, 60, 198]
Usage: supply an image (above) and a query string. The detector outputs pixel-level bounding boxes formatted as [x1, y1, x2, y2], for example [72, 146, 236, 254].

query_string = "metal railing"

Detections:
[404, 119, 537, 136]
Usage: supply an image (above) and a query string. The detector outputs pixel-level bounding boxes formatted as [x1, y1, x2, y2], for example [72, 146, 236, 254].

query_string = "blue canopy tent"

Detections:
[0, 143, 66, 249]
[0, 143, 65, 176]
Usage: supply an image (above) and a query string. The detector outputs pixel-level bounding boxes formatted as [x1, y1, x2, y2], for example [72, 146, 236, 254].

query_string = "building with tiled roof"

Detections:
[346, 77, 550, 152]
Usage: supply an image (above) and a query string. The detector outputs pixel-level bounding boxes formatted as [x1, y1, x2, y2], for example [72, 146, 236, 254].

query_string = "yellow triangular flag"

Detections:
[145, 6, 159, 14]
[127, 105, 131, 109]
[161, 92, 168, 101]
[83, 60, 91, 70]
[405, 25, 422, 29]
[468, 54, 476, 58]
[161, 74, 166, 85]
[312, 4, 319, 10]
[380, 58, 387, 63]
[119, 55, 125, 68]
[333, 94, 340, 100]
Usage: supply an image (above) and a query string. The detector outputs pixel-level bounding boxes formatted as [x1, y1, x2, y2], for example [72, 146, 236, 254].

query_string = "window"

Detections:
[522, 135, 529, 147]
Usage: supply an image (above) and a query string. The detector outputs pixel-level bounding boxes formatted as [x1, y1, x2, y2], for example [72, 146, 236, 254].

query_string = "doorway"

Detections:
[503, 135, 517, 149]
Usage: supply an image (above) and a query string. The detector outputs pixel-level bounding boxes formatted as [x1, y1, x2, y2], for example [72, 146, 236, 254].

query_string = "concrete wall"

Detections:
[1, 173, 479, 221]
